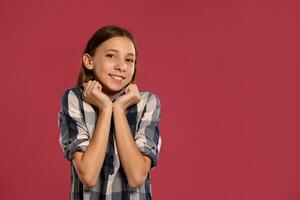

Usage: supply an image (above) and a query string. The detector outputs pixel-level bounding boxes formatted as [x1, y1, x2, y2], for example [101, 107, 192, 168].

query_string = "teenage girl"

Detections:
[58, 25, 161, 200]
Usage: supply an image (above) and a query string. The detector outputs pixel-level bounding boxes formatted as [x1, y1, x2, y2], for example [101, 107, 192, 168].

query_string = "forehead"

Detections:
[97, 36, 135, 56]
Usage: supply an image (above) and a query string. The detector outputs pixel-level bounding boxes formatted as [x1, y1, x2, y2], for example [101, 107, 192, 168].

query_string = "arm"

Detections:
[61, 81, 113, 188]
[72, 107, 112, 188]
[113, 105, 151, 188]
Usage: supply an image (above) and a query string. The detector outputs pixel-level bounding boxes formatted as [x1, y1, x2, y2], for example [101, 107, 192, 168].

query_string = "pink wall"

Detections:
[1, 0, 299, 199]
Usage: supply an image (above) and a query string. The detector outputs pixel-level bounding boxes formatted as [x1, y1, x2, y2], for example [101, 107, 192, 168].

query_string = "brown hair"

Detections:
[76, 25, 138, 87]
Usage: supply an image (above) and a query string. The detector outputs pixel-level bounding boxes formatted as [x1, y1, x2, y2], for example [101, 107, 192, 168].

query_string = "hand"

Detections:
[82, 80, 113, 110]
[113, 84, 141, 111]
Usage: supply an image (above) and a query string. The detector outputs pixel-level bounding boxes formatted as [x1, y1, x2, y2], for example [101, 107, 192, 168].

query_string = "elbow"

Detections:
[127, 157, 151, 189]
[81, 174, 98, 189]
[85, 179, 97, 189]
[71, 154, 100, 189]
[127, 174, 146, 189]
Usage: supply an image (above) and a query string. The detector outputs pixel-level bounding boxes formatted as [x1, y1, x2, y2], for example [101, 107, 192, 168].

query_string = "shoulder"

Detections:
[140, 91, 160, 104]
[60, 87, 83, 112]
[139, 91, 161, 110]
[61, 87, 82, 102]
[137, 91, 161, 121]
[61, 87, 82, 100]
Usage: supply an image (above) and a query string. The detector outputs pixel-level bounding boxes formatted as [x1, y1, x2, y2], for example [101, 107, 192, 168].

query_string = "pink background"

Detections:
[1, 0, 299, 199]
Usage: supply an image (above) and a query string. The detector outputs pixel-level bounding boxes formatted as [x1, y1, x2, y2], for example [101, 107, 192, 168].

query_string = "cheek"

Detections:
[126, 70, 134, 81]
[93, 68, 107, 82]
[128, 66, 135, 76]
[94, 62, 110, 74]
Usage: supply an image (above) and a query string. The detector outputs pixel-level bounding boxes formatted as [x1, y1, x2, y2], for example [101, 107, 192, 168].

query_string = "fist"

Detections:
[82, 80, 112, 110]
[114, 84, 141, 111]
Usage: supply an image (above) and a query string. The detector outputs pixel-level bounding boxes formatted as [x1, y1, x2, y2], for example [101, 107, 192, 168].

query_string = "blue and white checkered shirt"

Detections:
[58, 87, 161, 200]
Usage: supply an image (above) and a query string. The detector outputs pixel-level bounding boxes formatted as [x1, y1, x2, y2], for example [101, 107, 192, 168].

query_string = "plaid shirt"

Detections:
[58, 87, 161, 200]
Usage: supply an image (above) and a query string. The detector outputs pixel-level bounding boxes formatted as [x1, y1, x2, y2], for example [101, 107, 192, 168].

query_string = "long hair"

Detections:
[76, 25, 138, 87]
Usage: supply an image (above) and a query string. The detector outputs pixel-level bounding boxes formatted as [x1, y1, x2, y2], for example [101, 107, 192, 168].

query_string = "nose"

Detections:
[114, 58, 127, 72]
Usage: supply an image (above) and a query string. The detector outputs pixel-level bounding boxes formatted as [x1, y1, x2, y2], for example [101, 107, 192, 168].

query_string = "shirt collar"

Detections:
[79, 85, 126, 102]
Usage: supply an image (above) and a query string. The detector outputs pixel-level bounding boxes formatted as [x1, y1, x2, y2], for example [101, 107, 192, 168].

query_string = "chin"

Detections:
[111, 81, 130, 90]
[102, 77, 131, 93]
[103, 84, 125, 94]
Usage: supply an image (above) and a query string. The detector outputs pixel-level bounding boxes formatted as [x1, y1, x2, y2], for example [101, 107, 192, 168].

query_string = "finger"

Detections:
[88, 80, 94, 92]
[131, 84, 138, 89]
[124, 84, 132, 93]
[124, 87, 129, 94]
[90, 80, 97, 92]
[85, 80, 93, 96]
[94, 81, 102, 91]
[82, 82, 89, 100]
[132, 84, 139, 94]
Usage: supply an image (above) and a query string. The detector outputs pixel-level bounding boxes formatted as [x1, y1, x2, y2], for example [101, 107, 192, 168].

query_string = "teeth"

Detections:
[111, 75, 123, 80]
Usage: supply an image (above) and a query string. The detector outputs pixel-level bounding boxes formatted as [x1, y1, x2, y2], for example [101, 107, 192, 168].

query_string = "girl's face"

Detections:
[83, 36, 136, 96]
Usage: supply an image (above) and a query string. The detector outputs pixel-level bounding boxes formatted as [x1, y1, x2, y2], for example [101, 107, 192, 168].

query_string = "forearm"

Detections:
[113, 106, 150, 188]
[75, 108, 112, 185]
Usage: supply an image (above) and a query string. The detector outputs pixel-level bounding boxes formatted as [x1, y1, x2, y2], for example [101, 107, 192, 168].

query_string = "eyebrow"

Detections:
[104, 49, 135, 57]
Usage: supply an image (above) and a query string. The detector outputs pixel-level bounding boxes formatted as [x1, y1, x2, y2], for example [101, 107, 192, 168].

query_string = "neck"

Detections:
[103, 87, 125, 102]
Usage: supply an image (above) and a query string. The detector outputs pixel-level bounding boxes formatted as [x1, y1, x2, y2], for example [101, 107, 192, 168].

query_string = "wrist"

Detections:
[96, 100, 113, 109]
[99, 105, 113, 113]
[113, 103, 125, 113]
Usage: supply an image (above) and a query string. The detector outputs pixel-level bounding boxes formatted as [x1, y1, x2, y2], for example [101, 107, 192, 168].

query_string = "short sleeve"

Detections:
[58, 88, 90, 161]
[135, 93, 162, 169]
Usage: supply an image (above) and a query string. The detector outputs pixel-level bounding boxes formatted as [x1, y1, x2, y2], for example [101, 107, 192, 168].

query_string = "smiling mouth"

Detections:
[109, 74, 125, 81]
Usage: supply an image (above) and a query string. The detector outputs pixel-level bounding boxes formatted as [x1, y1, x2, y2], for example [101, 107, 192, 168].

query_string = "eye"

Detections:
[126, 58, 135, 63]
[105, 54, 115, 58]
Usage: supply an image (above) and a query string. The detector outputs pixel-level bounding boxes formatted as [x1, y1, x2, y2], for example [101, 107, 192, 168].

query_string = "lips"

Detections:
[109, 74, 125, 81]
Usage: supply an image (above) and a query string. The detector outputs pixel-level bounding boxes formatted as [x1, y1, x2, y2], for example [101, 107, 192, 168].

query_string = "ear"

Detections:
[82, 53, 94, 70]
